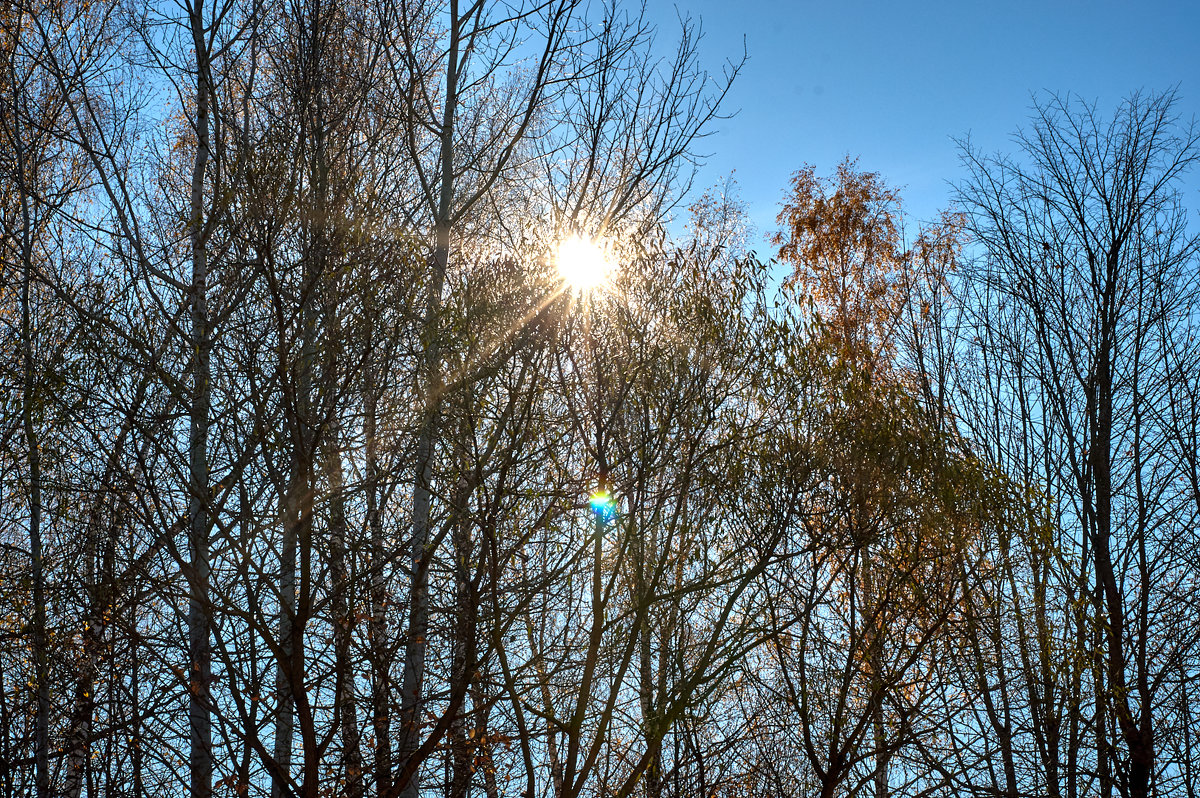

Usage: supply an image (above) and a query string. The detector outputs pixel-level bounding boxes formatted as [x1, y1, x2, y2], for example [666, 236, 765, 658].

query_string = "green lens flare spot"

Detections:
[589, 490, 616, 519]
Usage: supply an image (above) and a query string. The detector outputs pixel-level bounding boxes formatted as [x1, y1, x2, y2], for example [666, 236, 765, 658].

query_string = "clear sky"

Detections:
[650, 0, 1200, 249]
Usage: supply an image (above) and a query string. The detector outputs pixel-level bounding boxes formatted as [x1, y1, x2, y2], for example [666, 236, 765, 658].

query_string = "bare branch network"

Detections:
[1, 1, 1198, 797]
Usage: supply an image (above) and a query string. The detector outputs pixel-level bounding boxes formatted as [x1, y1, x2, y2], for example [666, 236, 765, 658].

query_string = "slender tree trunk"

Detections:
[396, 3, 467, 787]
[398, 371, 437, 798]
[1067, 555, 1085, 798]
[865, 554, 888, 798]
[16, 75, 50, 798]
[62, 535, 108, 798]
[276, 28, 327, 794]
[1183, 662, 1197, 798]
[397, 57, 456, 789]
[1092, 271, 1154, 798]
[131, 594, 145, 798]
[327, 433, 365, 798]
[274, 252, 318, 798]
[0, 664, 10, 797]
[472, 682, 500, 798]
[561, 465, 609, 798]
[274, 249, 318, 795]
[1094, 586, 1112, 798]
[449, 470, 475, 798]
[366, 378, 392, 798]
[397, 234, 443, 794]
[1092, 302, 1118, 798]
[186, 7, 214, 798]
[637, 533, 661, 798]
[275, 485, 299, 798]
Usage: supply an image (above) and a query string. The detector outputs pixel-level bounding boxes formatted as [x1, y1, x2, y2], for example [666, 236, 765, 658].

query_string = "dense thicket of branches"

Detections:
[1, 0, 1198, 796]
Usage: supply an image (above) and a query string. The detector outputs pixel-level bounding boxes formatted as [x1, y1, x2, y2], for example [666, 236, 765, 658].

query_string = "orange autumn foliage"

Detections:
[773, 158, 905, 369]
[773, 158, 966, 387]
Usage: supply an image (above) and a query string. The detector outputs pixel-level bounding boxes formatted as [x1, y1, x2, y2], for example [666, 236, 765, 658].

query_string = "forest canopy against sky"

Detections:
[1, 3, 1198, 798]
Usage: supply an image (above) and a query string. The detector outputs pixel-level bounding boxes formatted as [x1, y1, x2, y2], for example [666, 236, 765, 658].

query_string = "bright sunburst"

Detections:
[556, 234, 614, 292]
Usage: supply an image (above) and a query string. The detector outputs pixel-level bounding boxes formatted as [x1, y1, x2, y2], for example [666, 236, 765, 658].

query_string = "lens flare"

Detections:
[589, 489, 617, 520]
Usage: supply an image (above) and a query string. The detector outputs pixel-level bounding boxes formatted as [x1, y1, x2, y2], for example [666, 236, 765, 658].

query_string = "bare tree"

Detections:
[959, 89, 1200, 798]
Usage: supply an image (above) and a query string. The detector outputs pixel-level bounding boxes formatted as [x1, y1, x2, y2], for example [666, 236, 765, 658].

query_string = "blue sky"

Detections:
[649, 0, 1200, 249]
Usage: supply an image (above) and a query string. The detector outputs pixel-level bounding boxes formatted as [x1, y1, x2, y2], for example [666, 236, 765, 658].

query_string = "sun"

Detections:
[556, 234, 614, 292]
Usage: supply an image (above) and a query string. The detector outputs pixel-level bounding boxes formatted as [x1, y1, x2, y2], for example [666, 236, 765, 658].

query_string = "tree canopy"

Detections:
[1, 3, 1198, 797]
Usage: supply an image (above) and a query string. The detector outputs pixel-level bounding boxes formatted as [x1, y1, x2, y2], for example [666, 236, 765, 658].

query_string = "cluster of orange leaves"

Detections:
[772, 157, 965, 382]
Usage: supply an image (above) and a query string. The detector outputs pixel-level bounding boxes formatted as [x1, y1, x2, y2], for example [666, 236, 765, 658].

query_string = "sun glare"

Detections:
[556, 234, 614, 292]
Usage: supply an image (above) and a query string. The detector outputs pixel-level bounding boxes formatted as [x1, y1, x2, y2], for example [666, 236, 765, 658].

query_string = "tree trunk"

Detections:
[365, 377, 392, 798]
[327, 435, 364, 798]
[274, 470, 298, 798]
[274, 234, 318, 798]
[15, 64, 50, 798]
[62, 529, 112, 798]
[637, 533, 661, 798]
[396, 5, 464, 789]
[397, 93, 455, 792]
[1092, 255, 1154, 798]
[185, 6, 214, 798]
[449, 469, 476, 798]
[396, 226, 445, 794]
